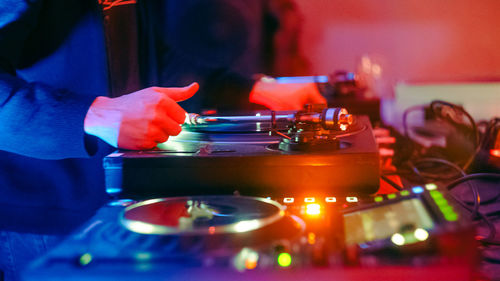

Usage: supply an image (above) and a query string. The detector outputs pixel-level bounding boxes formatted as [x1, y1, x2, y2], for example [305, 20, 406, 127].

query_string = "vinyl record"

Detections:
[121, 196, 285, 235]
[183, 120, 289, 133]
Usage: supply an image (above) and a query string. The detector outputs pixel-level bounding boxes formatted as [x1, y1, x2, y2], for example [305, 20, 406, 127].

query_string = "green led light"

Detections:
[440, 205, 454, 214]
[277, 253, 292, 267]
[135, 252, 152, 261]
[387, 193, 397, 199]
[374, 196, 383, 202]
[400, 190, 410, 196]
[425, 183, 438, 190]
[430, 190, 443, 199]
[444, 213, 458, 221]
[434, 197, 448, 206]
[79, 253, 93, 266]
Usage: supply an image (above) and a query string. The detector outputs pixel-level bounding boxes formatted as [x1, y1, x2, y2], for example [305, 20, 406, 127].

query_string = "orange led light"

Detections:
[308, 232, 316, 244]
[306, 204, 321, 215]
[325, 197, 336, 203]
[245, 258, 258, 270]
[304, 197, 315, 203]
[491, 149, 500, 158]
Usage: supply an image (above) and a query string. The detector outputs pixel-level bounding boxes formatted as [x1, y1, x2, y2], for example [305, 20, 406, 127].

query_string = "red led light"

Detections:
[491, 149, 500, 158]
[201, 109, 217, 115]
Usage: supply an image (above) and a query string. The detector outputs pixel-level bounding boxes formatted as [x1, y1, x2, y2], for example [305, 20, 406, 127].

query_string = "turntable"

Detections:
[104, 105, 380, 199]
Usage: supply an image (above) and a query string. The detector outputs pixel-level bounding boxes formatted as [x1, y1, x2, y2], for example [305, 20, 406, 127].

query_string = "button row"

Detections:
[373, 183, 439, 203]
[267, 196, 359, 204]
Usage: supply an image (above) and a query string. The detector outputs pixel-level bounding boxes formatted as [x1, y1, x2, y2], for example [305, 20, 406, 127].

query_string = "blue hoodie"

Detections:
[0, 0, 256, 234]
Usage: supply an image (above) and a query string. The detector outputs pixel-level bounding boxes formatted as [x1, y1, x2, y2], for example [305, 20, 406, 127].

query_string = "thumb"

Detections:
[153, 82, 199, 102]
[307, 83, 327, 105]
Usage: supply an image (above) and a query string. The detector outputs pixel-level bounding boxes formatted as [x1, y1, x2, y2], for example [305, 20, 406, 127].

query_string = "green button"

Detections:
[374, 196, 383, 202]
[444, 213, 458, 221]
[278, 253, 292, 267]
[430, 190, 443, 199]
[400, 190, 410, 196]
[79, 253, 93, 266]
[440, 205, 454, 214]
[434, 198, 448, 206]
[387, 193, 397, 199]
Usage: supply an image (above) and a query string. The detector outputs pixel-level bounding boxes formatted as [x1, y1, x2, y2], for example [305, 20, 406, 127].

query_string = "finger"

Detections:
[306, 83, 327, 105]
[152, 82, 199, 102]
[120, 139, 157, 150]
[271, 95, 303, 110]
[141, 140, 158, 150]
[155, 115, 183, 136]
[159, 97, 187, 124]
[309, 94, 327, 105]
[148, 126, 170, 143]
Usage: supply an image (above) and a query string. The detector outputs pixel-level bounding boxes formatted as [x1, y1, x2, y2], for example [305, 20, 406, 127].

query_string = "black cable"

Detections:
[445, 173, 500, 245]
[449, 193, 500, 245]
[478, 238, 500, 246]
[404, 152, 500, 246]
[403, 160, 500, 244]
[380, 175, 403, 191]
[483, 256, 500, 264]
[411, 160, 463, 179]
[446, 173, 500, 191]
[463, 118, 500, 171]
[389, 170, 460, 181]
[429, 100, 479, 147]
[402, 105, 427, 138]
[414, 158, 465, 176]
[474, 212, 498, 242]
[413, 158, 480, 218]
[403, 160, 464, 183]
[427, 100, 483, 172]
[406, 161, 426, 184]
[398, 106, 500, 247]
[483, 210, 500, 218]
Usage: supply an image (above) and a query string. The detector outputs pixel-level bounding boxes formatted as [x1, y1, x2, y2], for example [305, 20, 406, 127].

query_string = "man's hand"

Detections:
[249, 78, 327, 110]
[84, 83, 199, 150]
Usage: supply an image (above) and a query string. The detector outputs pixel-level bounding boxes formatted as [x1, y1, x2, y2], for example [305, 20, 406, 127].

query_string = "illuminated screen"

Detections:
[344, 198, 434, 245]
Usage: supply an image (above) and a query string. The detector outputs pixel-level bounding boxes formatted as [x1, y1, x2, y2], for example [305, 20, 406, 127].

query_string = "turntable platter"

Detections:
[121, 196, 287, 235]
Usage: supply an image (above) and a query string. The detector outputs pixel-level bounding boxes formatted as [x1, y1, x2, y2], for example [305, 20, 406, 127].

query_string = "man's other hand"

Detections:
[84, 83, 199, 150]
[249, 78, 326, 110]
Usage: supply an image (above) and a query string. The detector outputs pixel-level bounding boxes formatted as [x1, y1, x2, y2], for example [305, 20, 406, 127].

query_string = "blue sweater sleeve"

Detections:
[0, 1, 98, 160]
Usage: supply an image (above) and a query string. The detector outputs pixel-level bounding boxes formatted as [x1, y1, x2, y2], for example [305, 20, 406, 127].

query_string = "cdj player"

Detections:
[23, 184, 476, 281]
